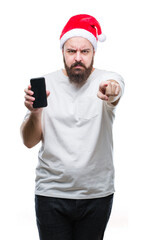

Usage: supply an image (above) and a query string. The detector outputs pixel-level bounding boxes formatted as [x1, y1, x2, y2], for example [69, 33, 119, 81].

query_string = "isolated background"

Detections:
[0, 0, 145, 239]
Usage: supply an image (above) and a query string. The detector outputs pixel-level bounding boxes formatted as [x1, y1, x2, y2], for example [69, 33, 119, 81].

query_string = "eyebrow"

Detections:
[66, 48, 91, 51]
[81, 48, 91, 51]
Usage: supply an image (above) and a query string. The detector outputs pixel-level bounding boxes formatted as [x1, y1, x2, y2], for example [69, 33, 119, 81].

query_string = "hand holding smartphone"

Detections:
[30, 77, 47, 108]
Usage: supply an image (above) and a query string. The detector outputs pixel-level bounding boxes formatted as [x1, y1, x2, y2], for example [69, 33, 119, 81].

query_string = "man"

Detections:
[21, 14, 124, 240]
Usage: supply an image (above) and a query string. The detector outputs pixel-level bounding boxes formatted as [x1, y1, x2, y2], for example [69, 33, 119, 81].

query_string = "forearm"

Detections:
[20, 111, 42, 148]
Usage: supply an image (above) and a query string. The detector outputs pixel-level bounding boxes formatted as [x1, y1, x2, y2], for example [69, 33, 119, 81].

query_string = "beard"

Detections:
[63, 57, 94, 87]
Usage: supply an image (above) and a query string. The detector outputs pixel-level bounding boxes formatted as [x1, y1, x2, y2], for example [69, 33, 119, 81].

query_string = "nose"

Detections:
[75, 51, 82, 62]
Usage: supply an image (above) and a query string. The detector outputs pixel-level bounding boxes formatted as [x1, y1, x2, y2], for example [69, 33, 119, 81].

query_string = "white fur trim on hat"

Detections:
[60, 28, 97, 51]
[98, 33, 106, 42]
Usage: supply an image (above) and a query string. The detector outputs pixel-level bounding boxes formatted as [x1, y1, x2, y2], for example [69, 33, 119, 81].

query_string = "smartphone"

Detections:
[30, 77, 47, 108]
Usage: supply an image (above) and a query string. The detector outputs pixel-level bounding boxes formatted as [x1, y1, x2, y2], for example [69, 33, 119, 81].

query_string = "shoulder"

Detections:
[42, 69, 63, 89]
[43, 69, 61, 81]
[95, 68, 123, 80]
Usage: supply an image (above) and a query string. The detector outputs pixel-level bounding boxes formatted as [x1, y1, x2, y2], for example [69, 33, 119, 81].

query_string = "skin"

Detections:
[63, 37, 121, 105]
[20, 86, 50, 148]
[20, 37, 121, 148]
[97, 80, 121, 106]
[62, 37, 95, 75]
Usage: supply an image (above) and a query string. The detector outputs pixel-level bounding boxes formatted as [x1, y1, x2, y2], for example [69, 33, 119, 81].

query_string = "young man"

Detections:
[21, 14, 124, 240]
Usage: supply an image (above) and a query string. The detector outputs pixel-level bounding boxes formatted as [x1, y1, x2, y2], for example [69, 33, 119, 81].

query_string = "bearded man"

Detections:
[21, 14, 124, 240]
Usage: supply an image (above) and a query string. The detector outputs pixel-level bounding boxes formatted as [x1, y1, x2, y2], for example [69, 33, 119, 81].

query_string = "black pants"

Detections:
[35, 194, 114, 240]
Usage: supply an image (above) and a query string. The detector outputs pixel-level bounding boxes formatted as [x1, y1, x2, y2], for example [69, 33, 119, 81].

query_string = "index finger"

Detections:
[28, 84, 31, 90]
[99, 81, 109, 92]
[24, 85, 34, 95]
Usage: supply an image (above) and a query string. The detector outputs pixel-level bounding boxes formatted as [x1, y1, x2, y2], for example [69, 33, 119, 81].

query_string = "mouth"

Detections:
[74, 65, 83, 68]
[71, 62, 86, 70]
[73, 65, 85, 70]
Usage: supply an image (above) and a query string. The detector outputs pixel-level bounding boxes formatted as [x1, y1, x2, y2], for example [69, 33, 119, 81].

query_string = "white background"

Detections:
[0, 0, 145, 239]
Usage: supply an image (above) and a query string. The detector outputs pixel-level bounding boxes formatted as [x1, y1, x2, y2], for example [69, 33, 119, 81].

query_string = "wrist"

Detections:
[31, 109, 42, 121]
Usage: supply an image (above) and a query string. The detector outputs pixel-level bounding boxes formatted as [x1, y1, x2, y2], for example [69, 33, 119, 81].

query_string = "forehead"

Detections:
[64, 37, 93, 50]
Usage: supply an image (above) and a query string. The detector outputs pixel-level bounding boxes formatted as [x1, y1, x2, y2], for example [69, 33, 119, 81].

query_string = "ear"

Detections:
[92, 45, 95, 56]
[62, 46, 65, 56]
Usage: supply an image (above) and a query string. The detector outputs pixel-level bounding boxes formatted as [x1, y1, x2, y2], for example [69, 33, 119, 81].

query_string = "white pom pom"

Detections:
[98, 33, 106, 42]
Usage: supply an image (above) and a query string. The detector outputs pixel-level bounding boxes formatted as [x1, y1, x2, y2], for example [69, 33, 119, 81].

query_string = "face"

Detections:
[63, 37, 95, 87]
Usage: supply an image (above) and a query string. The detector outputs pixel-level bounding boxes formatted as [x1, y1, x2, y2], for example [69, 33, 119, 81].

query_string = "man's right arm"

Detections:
[20, 110, 43, 148]
[20, 85, 50, 148]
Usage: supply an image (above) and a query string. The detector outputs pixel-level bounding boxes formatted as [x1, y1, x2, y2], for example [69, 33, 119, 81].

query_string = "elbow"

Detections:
[22, 136, 41, 148]
[23, 139, 34, 149]
[24, 142, 34, 149]
[20, 126, 35, 148]
[20, 125, 41, 149]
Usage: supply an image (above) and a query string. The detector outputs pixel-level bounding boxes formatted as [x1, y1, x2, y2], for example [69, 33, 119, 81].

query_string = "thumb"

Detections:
[97, 81, 109, 101]
[46, 90, 50, 97]
[99, 81, 108, 93]
[97, 91, 108, 101]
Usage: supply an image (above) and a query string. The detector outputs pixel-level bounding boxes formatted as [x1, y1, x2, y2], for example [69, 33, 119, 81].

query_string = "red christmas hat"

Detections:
[60, 14, 106, 51]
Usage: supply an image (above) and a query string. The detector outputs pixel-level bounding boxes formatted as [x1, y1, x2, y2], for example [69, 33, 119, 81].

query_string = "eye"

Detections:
[67, 49, 76, 54]
[81, 49, 90, 54]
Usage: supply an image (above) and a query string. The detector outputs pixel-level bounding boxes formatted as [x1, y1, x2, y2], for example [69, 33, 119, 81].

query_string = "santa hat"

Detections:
[60, 14, 106, 51]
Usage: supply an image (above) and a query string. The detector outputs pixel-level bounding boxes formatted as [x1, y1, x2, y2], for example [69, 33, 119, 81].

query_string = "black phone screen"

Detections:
[30, 77, 47, 108]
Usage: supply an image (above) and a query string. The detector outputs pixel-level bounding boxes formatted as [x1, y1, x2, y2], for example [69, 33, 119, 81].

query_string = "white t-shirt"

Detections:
[25, 68, 124, 199]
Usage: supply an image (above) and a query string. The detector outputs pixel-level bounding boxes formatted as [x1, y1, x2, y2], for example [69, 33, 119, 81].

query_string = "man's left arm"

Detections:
[97, 80, 121, 106]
